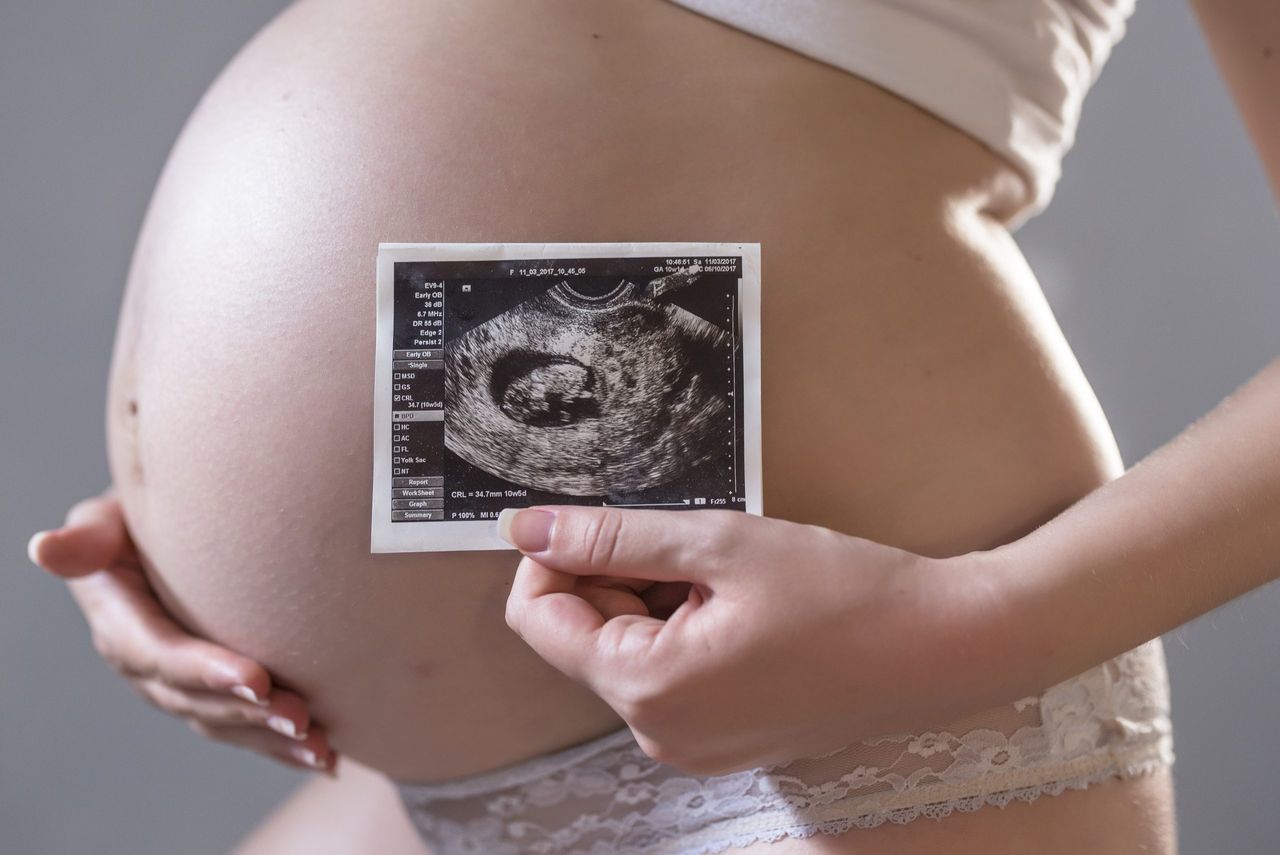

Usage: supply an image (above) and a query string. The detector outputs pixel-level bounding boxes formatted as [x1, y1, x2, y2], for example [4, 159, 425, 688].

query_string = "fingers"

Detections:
[71, 566, 273, 699]
[138, 682, 310, 736]
[28, 493, 133, 578]
[43, 494, 249, 695]
[576, 578, 652, 621]
[506, 556, 606, 683]
[256, 689, 314, 740]
[142, 627, 275, 698]
[501, 506, 747, 694]
[639, 581, 695, 620]
[497, 506, 744, 582]
[187, 720, 338, 775]
[35, 491, 335, 773]
[64, 555, 313, 756]
[506, 556, 665, 688]
[134, 678, 332, 770]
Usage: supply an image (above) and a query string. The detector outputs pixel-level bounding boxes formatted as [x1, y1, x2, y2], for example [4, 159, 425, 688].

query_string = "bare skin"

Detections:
[235, 761, 428, 855]
[103, 0, 1175, 851]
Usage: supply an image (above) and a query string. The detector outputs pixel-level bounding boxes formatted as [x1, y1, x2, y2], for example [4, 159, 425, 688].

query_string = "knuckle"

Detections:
[702, 514, 737, 554]
[612, 677, 667, 731]
[635, 733, 725, 775]
[581, 509, 624, 571]
[503, 598, 522, 634]
[230, 707, 258, 728]
[806, 521, 848, 550]
[634, 733, 689, 770]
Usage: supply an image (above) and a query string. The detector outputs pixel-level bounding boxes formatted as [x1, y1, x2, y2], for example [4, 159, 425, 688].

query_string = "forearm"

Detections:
[994, 356, 1280, 685]
[981, 0, 1280, 692]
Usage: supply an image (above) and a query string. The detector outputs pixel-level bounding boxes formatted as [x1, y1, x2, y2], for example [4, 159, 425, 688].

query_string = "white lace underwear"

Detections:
[397, 640, 1173, 855]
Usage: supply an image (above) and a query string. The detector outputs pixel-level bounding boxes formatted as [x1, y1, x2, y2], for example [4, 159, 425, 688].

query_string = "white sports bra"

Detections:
[668, 0, 1137, 227]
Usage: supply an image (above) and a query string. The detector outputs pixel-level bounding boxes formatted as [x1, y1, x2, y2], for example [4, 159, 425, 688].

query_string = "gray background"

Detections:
[2, 1, 1277, 853]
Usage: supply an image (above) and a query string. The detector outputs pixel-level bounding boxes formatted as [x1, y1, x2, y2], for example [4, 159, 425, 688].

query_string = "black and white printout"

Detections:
[371, 242, 762, 552]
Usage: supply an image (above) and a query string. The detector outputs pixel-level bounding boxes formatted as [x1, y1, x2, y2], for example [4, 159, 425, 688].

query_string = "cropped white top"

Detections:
[668, 0, 1137, 226]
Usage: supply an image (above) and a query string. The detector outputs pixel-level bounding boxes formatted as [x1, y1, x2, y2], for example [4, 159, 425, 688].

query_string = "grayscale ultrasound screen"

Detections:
[389, 256, 748, 522]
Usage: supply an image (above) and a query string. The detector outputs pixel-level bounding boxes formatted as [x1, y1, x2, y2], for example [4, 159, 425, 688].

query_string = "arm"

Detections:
[995, 355, 1280, 687]
[502, 3, 1280, 776]
[501, 347, 1280, 775]
[988, 0, 1280, 684]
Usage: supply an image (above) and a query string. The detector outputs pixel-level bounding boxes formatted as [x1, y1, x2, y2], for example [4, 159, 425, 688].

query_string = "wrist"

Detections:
[952, 538, 1090, 699]
[973, 527, 1138, 696]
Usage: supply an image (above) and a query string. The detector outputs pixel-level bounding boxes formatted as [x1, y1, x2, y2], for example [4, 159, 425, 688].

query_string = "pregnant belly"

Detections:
[105, 0, 1121, 781]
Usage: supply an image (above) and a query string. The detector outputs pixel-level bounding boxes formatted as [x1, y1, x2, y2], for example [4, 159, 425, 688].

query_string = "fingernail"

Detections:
[205, 661, 250, 692]
[496, 508, 554, 552]
[291, 746, 325, 769]
[26, 531, 51, 566]
[231, 685, 268, 706]
[268, 716, 306, 740]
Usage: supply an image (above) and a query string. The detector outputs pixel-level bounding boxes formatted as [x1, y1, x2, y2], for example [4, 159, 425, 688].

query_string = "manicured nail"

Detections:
[496, 508, 554, 552]
[205, 661, 251, 692]
[231, 685, 268, 706]
[268, 716, 305, 740]
[291, 746, 324, 769]
[26, 531, 51, 566]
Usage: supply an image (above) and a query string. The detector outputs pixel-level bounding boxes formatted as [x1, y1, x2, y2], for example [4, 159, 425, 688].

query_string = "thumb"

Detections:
[29, 493, 133, 578]
[497, 506, 743, 583]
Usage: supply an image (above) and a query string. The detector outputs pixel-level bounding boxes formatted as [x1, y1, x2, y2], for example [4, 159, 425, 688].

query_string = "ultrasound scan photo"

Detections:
[371, 243, 761, 553]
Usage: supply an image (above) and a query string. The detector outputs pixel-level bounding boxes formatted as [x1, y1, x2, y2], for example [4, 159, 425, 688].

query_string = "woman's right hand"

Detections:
[27, 491, 337, 774]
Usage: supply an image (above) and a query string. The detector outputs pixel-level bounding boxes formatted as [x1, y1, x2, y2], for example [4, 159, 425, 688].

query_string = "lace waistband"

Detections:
[398, 726, 638, 802]
[396, 639, 1174, 855]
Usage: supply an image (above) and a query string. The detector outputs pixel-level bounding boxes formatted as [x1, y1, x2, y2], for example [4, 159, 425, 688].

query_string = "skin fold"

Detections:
[97, 0, 1183, 851]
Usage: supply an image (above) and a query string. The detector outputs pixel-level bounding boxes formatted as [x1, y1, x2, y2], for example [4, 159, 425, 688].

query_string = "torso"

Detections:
[107, 1, 1171, 850]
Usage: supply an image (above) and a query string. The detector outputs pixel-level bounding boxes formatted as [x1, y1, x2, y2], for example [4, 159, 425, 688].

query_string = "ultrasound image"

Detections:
[374, 246, 757, 550]
[444, 267, 730, 496]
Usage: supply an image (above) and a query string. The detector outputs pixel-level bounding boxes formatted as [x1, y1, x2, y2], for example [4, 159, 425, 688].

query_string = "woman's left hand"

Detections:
[502, 506, 1034, 776]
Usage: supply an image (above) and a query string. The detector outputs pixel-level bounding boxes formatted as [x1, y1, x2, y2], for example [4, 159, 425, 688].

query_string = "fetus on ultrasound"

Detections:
[444, 269, 729, 496]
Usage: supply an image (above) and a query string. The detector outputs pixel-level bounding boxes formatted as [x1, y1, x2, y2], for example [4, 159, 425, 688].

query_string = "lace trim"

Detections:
[401, 728, 639, 801]
[624, 738, 1174, 855]
[662, 748, 1173, 855]
[397, 640, 1175, 855]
